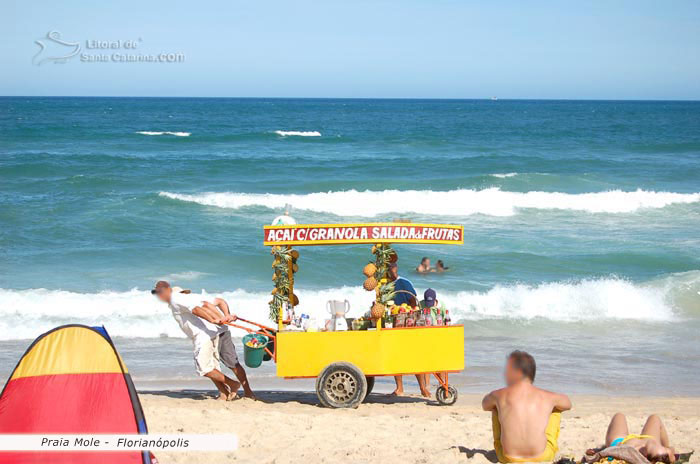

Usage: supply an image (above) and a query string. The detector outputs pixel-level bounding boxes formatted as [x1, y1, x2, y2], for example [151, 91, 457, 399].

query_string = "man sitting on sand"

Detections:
[602, 413, 676, 463]
[482, 351, 571, 463]
[151, 280, 254, 400]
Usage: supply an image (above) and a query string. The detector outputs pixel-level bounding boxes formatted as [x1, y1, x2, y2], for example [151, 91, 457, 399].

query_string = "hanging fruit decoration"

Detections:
[269, 246, 299, 322]
[362, 276, 378, 291]
[362, 243, 397, 319]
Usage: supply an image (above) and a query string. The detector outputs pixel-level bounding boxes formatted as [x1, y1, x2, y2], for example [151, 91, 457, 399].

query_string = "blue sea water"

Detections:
[1, 97, 699, 395]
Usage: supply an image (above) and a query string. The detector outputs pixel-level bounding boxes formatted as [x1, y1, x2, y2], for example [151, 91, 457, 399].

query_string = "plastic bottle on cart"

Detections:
[416, 310, 426, 327]
[444, 310, 451, 326]
[406, 311, 415, 327]
[395, 313, 405, 328]
[436, 309, 443, 326]
[424, 309, 432, 326]
[308, 316, 319, 332]
[285, 303, 295, 326]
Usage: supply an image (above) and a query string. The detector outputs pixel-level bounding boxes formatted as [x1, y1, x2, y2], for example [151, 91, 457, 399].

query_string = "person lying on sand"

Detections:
[482, 350, 571, 463]
[602, 413, 676, 463]
[152, 280, 255, 401]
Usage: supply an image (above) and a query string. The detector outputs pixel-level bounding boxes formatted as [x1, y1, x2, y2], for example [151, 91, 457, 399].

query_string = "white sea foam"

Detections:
[0, 273, 695, 340]
[491, 173, 518, 178]
[274, 130, 322, 137]
[452, 278, 675, 321]
[135, 131, 191, 137]
[157, 271, 211, 281]
[159, 188, 700, 217]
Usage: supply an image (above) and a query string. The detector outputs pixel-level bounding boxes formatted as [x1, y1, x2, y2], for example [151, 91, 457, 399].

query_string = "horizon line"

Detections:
[2, 95, 699, 102]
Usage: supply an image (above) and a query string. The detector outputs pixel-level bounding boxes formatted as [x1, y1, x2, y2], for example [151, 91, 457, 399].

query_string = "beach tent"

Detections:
[0, 324, 153, 464]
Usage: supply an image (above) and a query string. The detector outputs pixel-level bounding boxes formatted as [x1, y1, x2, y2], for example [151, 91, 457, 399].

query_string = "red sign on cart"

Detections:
[263, 223, 463, 246]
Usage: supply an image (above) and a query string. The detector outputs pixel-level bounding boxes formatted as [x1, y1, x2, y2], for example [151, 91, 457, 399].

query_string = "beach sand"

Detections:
[141, 391, 699, 464]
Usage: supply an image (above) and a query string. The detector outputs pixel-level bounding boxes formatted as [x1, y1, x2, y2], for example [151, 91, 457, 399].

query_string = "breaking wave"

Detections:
[491, 173, 518, 178]
[273, 130, 322, 137]
[0, 272, 696, 340]
[159, 188, 700, 217]
[135, 131, 191, 137]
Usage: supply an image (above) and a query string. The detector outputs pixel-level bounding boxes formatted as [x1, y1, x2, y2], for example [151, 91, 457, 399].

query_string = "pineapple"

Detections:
[363, 262, 377, 277]
[363, 276, 378, 291]
[372, 278, 396, 320]
[371, 301, 385, 319]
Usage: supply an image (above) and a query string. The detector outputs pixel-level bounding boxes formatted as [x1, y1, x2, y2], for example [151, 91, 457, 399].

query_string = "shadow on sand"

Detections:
[453, 446, 499, 463]
[140, 389, 430, 406]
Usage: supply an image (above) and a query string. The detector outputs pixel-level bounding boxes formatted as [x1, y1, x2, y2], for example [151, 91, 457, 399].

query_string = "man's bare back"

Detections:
[483, 351, 571, 462]
[484, 382, 570, 459]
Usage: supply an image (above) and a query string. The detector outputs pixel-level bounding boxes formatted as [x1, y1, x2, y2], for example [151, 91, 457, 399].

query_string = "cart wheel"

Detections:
[363, 376, 375, 402]
[316, 362, 367, 409]
[436, 385, 458, 406]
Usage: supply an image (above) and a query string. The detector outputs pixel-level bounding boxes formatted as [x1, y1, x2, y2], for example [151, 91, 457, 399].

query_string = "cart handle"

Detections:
[225, 322, 276, 340]
[234, 316, 277, 333]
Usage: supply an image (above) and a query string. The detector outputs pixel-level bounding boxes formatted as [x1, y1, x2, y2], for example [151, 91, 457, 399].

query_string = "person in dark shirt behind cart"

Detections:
[389, 262, 417, 306]
[387, 263, 430, 397]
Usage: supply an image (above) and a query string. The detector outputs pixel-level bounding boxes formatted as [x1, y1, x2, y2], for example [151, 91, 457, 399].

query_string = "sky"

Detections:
[2, 0, 699, 99]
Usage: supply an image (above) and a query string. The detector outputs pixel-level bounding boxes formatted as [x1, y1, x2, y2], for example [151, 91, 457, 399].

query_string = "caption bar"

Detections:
[0, 434, 238, 452]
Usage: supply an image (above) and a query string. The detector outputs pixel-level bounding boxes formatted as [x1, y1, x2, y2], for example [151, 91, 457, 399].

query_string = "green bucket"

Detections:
[242, 334, 269, 368]
[262, 337, 275, 362]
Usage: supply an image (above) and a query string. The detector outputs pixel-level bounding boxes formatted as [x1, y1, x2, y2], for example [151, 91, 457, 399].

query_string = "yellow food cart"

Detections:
[232, 222, 465, 408]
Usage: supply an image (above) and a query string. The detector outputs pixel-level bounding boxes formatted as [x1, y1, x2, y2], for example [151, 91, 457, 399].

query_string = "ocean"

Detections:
[1, 97, 699, 396]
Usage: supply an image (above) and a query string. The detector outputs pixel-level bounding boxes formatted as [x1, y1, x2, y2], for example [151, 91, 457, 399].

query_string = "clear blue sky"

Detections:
[2, 0, 699, 99]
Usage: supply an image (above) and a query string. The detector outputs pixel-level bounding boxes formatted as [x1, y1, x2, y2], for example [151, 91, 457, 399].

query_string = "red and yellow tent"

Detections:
[0, 324, 153, 464]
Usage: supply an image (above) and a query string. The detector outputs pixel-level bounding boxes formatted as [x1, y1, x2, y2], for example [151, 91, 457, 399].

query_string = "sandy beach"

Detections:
[141, 391, 699, 464]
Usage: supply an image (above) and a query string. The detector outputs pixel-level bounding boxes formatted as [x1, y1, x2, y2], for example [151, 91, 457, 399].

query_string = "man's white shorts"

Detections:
[193, 331, 240, 376]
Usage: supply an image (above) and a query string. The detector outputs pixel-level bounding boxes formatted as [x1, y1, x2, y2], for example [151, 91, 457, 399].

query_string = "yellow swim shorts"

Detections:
[492, 411, 561, 463]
